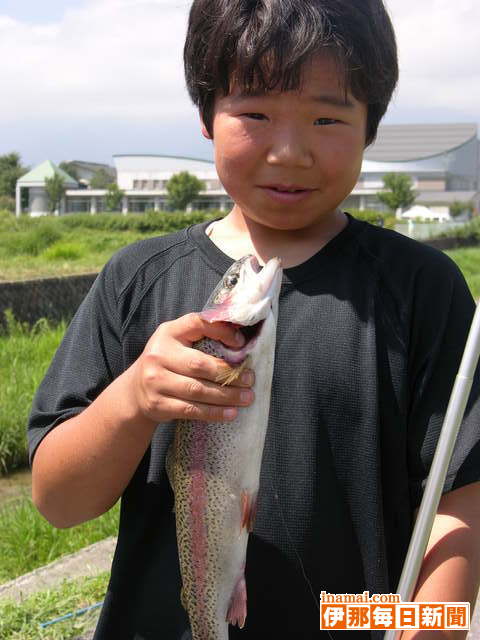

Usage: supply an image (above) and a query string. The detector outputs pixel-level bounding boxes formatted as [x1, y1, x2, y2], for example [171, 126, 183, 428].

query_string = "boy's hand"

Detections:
[130, 313, 255, 424]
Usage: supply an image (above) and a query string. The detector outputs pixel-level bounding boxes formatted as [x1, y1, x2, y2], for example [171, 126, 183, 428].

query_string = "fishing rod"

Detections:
[384, 300, 480, 640]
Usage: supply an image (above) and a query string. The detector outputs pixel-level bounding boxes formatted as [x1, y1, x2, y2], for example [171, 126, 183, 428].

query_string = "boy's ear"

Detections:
[200, 115, 213, 140]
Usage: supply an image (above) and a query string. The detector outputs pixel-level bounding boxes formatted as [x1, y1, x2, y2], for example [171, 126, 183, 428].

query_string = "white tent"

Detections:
[401, 205, 450, 222]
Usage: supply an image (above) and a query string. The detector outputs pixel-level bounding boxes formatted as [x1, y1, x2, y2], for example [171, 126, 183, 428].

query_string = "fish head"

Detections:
[200, 255, 282, 327]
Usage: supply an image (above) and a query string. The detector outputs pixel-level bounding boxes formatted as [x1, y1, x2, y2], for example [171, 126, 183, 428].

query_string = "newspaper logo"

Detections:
[319, 592, 470, 631]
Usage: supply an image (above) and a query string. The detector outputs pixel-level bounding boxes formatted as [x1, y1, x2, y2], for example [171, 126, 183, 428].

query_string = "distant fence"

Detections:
[423, 237, 479, 251]
[0, 273, 97, 331]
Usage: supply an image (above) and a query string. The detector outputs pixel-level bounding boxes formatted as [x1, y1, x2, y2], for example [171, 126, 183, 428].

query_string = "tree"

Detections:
[58, 162, 79, 181]
[0, 152, 29, 198]
[105, 183, 125, 212]
[0, 195, 15, 212]
[450, 201, 473, 219]
[90, 168, 114, 189]
[376, 173, 416, 214]
[44, 173, 66, 213]
[166, 171, 204, 211]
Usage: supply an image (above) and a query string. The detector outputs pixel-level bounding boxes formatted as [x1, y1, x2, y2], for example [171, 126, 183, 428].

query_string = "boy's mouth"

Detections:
[259, 184, 315, 203]
[262, 183, 312, 193]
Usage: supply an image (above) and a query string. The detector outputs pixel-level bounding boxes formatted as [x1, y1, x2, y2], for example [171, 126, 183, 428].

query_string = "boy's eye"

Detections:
[242, 113, 265, 120]
[315, 118, 338, 126]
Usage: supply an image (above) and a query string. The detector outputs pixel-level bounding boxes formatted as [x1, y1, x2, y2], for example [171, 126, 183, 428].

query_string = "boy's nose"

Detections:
[266, 127, 314, 169]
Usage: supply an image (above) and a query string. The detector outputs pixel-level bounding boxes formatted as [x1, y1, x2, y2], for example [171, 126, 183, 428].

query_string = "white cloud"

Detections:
[0, 0, 195, 121]
[386, 0, 480, 120]
[0, 0, 478, 132]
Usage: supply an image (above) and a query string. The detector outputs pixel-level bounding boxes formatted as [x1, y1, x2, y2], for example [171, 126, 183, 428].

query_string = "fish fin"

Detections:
[215, 358, 249, 387]
[240, 490, 258, 533]
[226, 573, 247, 629]
[180, 585, 188, 612]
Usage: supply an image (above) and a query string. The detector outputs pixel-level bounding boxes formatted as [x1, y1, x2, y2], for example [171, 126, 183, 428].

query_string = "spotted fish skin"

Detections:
[166, 255, 282, 640]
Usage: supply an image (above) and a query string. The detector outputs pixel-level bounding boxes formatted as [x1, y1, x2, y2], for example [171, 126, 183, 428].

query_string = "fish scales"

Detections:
[166, 255, 282, 640]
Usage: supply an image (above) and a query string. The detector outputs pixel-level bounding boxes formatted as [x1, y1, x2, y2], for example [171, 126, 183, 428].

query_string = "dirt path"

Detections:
[0, 468, 32, 508]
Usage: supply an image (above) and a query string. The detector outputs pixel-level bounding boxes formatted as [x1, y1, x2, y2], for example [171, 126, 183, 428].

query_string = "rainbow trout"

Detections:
[166, 254, 282, 639]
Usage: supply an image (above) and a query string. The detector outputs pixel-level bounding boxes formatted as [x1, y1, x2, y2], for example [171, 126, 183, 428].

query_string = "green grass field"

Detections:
[0, 493, 119, 583]
[445, 247, 480, 300]
[0, 210, 219, 281]
[0, 227, 161, 281]
[0, 572, 109, 639]
[0, 313, 67, 474]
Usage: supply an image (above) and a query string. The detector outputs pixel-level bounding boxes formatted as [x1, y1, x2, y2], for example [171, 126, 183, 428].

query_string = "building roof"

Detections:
[113, 154, 217, 177]
[114, 154, 214, 164]
[18, 160, 78, 185]
[364, 123, 478, 162]
[68, 160, 116, 175]
[416, 190, 477, 204]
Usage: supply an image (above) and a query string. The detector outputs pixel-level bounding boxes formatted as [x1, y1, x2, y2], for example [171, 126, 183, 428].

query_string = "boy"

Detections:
[28, 1, 480, 639]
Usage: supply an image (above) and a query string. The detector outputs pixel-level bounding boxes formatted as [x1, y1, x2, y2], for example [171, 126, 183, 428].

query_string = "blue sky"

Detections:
[0, 0, 478, 169]
[0, 0, 85, 24]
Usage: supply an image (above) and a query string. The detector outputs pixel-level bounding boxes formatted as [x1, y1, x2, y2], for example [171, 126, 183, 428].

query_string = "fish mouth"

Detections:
[218, 318, 266, 365]
[231, 319, 265, 350]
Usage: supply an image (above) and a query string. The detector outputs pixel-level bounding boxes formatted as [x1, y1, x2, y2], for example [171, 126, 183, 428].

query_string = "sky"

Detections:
[0, 0, 478, 169]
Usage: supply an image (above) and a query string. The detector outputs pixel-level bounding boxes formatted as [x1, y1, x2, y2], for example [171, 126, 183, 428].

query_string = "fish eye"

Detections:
[225, 274, 238, 288]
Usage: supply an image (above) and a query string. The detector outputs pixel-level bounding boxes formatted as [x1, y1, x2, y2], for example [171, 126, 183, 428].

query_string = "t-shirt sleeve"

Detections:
[407, 252, 480, 510]
[27, 259, 124, 465]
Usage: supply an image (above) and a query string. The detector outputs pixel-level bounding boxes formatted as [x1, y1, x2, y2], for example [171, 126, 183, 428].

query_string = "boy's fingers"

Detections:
[181, 347, 254, 387]
[151, 369, 254, 407]
[165, 312, 246, 349]
[165, 397, 239, 423]
[143, 344, 254, 388]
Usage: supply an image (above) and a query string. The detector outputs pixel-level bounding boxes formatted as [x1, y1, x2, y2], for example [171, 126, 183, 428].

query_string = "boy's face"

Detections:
[201, 54, 367, 233]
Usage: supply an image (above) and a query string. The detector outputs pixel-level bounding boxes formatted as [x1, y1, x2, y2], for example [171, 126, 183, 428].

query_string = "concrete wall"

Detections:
[0, 273, 97, 331]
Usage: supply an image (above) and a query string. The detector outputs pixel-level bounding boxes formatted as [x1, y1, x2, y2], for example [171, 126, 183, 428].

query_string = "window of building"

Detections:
[129, 198, 156, 212]
[66, 198, 91, 213]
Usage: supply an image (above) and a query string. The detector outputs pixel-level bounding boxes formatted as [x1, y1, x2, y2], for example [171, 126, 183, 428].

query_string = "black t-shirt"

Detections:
[28, 214, 480, 640]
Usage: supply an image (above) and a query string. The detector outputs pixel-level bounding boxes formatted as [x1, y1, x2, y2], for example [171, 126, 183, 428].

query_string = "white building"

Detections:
[344, 123, 480, 217]
[16, 123, 480, 217]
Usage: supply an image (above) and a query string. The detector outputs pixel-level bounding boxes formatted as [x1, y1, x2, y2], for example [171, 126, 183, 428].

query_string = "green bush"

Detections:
[56, 210, 223, 233]
[346, 209, 396, 229]
[0, 196, 15, 212]
[0, 208, 19, 233]
[43, 242, 85, 261]
[430, 217, 480, 243]
[2, 221, 63, 256]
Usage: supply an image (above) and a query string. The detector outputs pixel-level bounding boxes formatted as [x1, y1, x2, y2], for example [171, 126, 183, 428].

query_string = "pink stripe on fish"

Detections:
[189, 420, 209, 636]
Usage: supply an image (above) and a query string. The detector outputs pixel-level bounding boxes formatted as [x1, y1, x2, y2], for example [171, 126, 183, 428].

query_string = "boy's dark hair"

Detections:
[184, 0, 398, 146]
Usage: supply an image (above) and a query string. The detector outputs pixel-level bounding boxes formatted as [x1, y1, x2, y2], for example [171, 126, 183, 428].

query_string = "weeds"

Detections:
[0, 312, 66, 473]
[0, 494, 119, 582]
[0, 571, 109, 639]
[43, 243, 85, 261]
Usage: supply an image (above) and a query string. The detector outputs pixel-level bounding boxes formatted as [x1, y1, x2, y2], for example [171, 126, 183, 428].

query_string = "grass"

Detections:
[0, 209, 222, 281]
[0, 571, 109, 639]
[0, 228, 161, 281]
[0, 493, 119, 583]
[0, 312, 67, 474]
[445, 247, 480, 300]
